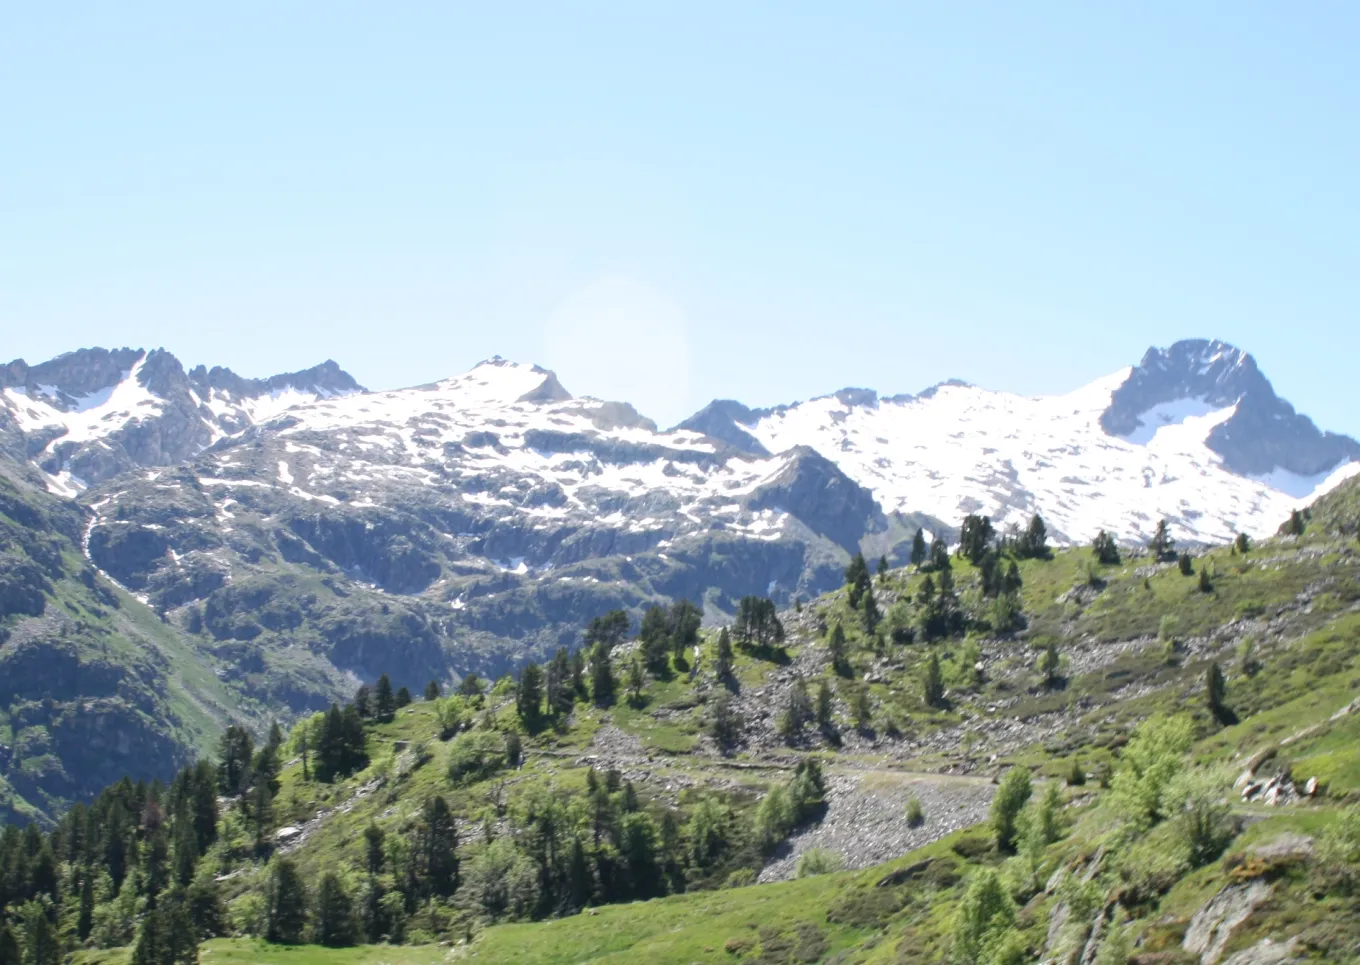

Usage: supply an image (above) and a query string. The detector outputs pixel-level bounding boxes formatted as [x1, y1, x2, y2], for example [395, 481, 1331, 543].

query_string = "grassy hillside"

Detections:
[26, 477, 1360, 963]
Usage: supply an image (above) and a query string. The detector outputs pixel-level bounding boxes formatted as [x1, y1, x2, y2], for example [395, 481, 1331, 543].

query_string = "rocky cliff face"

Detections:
[1099, 339, 1360, 477]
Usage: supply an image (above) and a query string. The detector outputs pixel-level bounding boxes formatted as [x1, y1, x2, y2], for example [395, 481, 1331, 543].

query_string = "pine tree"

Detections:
[23, 907, 60, 965]
[910, 528, 927, 567]
[1002, 560, 1023, 595]
[216, 725, 254, 796]
[1280, 509, 1306, 536]
[1150, 519, 1175, 560]
[710, 693, 741, 751]
[373, 674, 396, 722]
[77, 871, 96, 941]
[845, 552, 871, 607]
[922, 652, 944, 708]
[0, 923, 18, 965]
[1092, 530, 1121, 565]
[424, 680, 441, 701]
[516, 664, 545, 731]
[394, 686, 412, 709]
[639, 605, 672, 674]
[827, 623, 851, 677]
[814, 679, 834, 729]
[714, 627, 734, 681]
[363, 824, 385, 875]
[959, 515, 995, 564]
[668, 599, 703, 664]
[1233, 532, 1251, 555]
[458, 672, 483, 696]
[850, 684, 872, 731]
[1206, 661, 1227, 714]
[1178, 552, 1194, 576]
[929, 537, 950, 571]
[990, 767, 1033, 853]
[589, 643, 615, 707]
[314, 872, 356, 947]
[1039, 639, 1061, 688]
[877, 555, 890, 581]
[778, 681, 813, 739]
[417, 796, 459, 897]
[1021, 513, 1049, 559]
[625, 655, 647, 707]
[352, 684, 372, 718]
[266, 858, 308, 944]
[860, 585, 880, 633]
[1198, 566, 1213, 593]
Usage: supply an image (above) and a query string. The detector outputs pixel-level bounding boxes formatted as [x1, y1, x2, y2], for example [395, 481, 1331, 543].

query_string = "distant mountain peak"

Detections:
[1101, 338, 1358, 477]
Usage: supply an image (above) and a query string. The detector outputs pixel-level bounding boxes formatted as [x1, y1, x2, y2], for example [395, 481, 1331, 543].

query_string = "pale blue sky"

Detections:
[2, 3, 1357, 433]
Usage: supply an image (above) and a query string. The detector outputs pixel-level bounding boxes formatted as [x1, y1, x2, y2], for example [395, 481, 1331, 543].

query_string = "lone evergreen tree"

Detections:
[877, 555, 890, 581]
[417, 796, 460, 897]
[958, 515, 995, 564]
[850, 684, 872, 731]
[710, 692, 741, 750]
[827, 623, 851, 677]
[1092, 530, 1121, 565]
[424, 680, 441, 701]
[1178, 552, 1194, 576]
[1150, 519, 1175, 560]
[639, 605, 672, 674]
[394, 686, 412, 709]
[1198, 566, 1213, 593]
[714, 627, 734, 681]
[1207, 660, 1227, 714]
[922, 651, 945, 708]
[1280, 509, 1306, 536]
[1233, 532, 1251, 555]
[1020, 513, 1049, 559]
[373, 673, 397, 722]
[845, 552, 871, 607]
[1039, 639, 1061, 688]
[910, 528, 928, 567]
[625, 654, 647, 707]
[815, 679, 834, 729]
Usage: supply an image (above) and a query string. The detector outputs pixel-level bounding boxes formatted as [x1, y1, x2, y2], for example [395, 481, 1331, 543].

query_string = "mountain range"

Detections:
[1, 337, 1357, 818]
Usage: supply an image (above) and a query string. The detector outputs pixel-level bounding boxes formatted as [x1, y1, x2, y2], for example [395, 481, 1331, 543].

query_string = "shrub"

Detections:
[446, 730, 510, 786]
[905, 796, 925, 828]
[991, 768, 1033, 853]
[796, 848, 845, 877]
[1109, 715, 1194, 830]
[951, 867, 1016, 965]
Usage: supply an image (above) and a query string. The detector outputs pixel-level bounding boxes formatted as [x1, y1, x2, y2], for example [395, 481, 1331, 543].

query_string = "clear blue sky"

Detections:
[2, 3, 1357, 433]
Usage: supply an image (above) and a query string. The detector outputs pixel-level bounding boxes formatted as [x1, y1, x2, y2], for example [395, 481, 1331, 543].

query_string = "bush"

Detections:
[796, 848, 845, 877]
[1067, 759, 1086, 786]
[1165, 770, 1234, 867]
[951, 867, 1016, 965]
[1314, 804, 1360, 895]
[990, 768, 1033, 852]
[1109, 715, 1194, 830]
[446, 730, 510, 786]
[906, 796, 925, 828]
[724, 868, 757, 889]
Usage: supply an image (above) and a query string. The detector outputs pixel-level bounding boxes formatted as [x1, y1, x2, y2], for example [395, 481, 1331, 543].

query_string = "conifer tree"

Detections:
[877, 555, 890, 580]
[910, 528, 928, 567]
[710, 693, 741, 751]
[922, 651, 944, 708]
[424, 680, 441, 701]
[394, 686, 412, 709]
[458, 672, 483, 697]
[1198, 566, 1213, 593]
[625, 655, 647, 707]
[1178, 552, 1194, 576]
[850, 684, 872, 731]
[639, 605, 672, 674]
[827, 623, 851, 677]
[714, 627, 734, 681]
[516, 664, 545, 731]
[1207, 661, 1227, 715]
[314, 872, 355, 947]
[373, 674, 397, 722]
[929, 537, 951, 571]
[815, 679, 834, 729]
[959, 515, 995, 564]
[1020, 513, 1049, 559]
[416, 796, 460, 897]
[0, 922, 18, 965]
[845, 552, 871, 607]
[1233, 532, 1251, 555]
[352, 685, 372, 718]
[668, 599, 703, 664]
[266, 859, 308, 945]
[1280, 509, 1306, 536]
[589, 643, 615, 707]
[860, 585, 880, 633]
[1039, 639, 1061, 688]
[1150, 519, 1175, 560]
[216, 726, 254, 797]
[1092, 530, 1121, 565]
